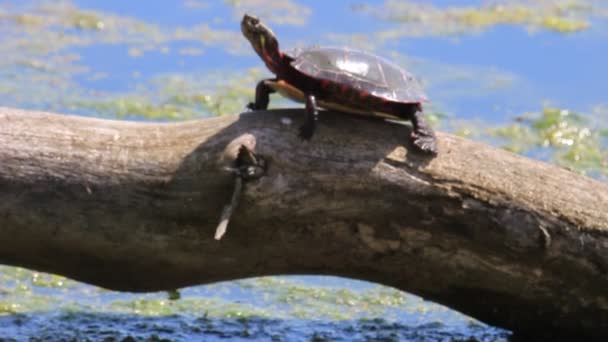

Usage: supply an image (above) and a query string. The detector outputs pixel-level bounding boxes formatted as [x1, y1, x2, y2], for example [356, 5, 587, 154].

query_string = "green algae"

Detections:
[481, 107, 607, 179]
[30, 272, 74, 289]
[65, 9, 105, 31]
[0, 266, 451, 325]
[0, 0, 256, 116]
[456, 4, 590, 33]
[232, 277, 416, 321]
[350, 0, 604, 43]
[446, 106, 607, 181]
[63, 67, 263, 120]
[74, 98, 200, 120]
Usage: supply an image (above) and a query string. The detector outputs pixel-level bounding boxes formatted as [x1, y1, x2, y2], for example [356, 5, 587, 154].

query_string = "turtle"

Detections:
[241, 14, 437, 154]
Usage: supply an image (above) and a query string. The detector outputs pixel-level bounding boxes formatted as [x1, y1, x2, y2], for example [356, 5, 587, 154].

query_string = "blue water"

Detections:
[63, 0, 607, 120]
[0, 0, 606, 340]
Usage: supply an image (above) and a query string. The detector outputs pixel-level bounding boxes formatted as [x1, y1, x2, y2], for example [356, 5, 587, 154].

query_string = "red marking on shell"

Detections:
[321, 80, 330, 89]
[341, 84, 348, 93]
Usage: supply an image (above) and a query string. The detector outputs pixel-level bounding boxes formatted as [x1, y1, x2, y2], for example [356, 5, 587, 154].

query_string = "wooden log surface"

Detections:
[0, 106, 607, 340]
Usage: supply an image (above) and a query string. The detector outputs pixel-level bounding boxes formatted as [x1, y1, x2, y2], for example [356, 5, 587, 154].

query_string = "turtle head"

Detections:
[241, 14, 282, 73]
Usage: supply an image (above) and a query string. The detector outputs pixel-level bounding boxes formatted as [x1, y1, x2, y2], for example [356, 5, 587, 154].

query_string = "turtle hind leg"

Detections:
[406, 104, 438, 155]
[247, 79, 276, 110]
[298, 94, 318, 141]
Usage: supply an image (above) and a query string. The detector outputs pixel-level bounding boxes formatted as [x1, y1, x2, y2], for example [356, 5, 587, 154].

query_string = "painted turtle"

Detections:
[241, 14, 437, 154]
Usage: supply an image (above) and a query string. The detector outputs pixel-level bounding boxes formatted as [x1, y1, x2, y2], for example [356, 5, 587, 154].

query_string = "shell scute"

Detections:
[291, 47, 427, 103]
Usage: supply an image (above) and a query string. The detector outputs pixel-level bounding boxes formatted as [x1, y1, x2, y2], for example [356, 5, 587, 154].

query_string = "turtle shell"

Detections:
[291, 47, 427, 103]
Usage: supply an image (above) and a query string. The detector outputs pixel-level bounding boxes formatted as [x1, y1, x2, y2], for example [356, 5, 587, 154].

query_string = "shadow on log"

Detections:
[1, 106, 607, 340]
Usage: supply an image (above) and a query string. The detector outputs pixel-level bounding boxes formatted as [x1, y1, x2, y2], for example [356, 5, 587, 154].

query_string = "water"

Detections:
[0, 0, 606, 340]
[0, 268, 508, 341]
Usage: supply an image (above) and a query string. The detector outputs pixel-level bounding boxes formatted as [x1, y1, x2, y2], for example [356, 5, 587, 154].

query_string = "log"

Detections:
[0, 106, 607, 340]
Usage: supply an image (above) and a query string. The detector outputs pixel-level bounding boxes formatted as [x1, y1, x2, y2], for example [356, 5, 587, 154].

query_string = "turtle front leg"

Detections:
[299, 94, 318, 140]
[410, 106, 438, 154]
[247, 79, 276, 110]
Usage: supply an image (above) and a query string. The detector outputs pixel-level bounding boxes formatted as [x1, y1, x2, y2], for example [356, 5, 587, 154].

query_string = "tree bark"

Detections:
[0, 106, 607, 339]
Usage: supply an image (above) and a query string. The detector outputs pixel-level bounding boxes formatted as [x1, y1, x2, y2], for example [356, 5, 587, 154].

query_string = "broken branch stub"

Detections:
[215, 144, 268, 240]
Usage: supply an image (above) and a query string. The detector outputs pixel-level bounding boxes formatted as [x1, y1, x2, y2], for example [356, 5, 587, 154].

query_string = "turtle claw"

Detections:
[411, 132, 438, 155]
[298, 124, 314, 141]
[246, 102, 258, 111]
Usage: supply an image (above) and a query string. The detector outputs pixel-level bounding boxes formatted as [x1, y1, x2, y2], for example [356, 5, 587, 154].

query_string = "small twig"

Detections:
[214, 145, 267, 240]
[538, 224, 552, 249]
[214, 177, 243, 240]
